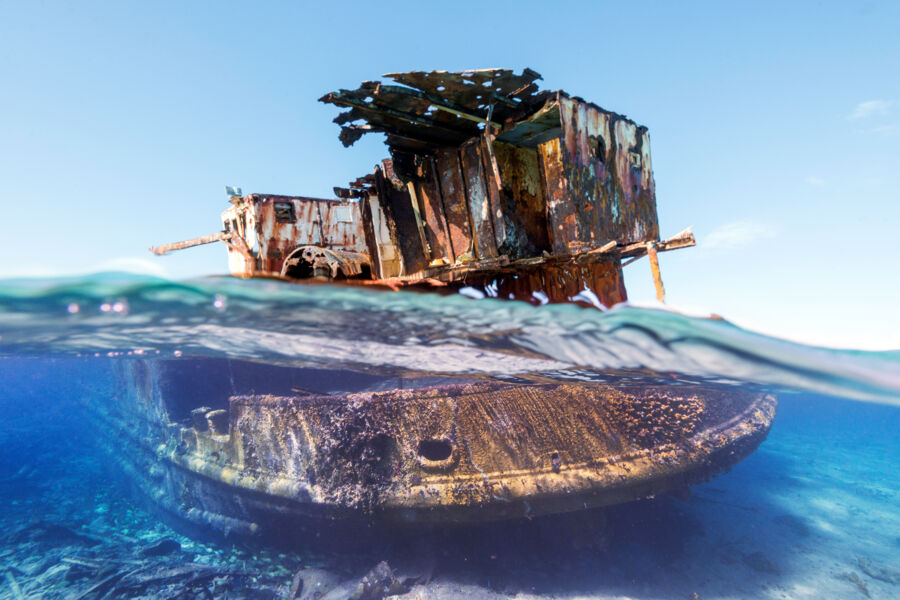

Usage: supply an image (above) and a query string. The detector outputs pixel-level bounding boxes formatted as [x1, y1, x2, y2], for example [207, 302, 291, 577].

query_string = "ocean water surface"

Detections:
[0, 274, 898, 599]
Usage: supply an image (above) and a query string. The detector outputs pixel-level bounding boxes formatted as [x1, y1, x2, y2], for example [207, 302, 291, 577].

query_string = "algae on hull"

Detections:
[100, 358, 775, 534]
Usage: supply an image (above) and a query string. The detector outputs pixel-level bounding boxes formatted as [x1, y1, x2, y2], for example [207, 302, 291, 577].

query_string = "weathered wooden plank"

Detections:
[434, 148, 474, 261]
[480, 135, 507, 251]
[357, 191, 382, 278]
[538, 137, 574, 255]
[459, 140, 497, 259]
[374, 166, 429, 275]
[405, 181, 432, 261]
[415, 157, 454, 263]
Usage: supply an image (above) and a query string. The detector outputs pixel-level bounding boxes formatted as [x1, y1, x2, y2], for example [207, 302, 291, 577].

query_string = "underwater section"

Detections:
[99, 358, 774, 528]
[1, 275, 898, 598]
[2, 357, 898, 599]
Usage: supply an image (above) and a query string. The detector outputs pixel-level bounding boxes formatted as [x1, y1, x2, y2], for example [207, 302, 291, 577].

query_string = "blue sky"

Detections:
[1, 1, 898, 349]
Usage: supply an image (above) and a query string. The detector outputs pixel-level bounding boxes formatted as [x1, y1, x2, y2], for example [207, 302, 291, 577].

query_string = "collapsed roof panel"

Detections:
[383, 68, 546, 116]
[320, 68, 552, 153]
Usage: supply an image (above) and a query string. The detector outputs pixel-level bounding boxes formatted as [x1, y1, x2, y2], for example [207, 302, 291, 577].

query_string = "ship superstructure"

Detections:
[152, 68, 694, 306]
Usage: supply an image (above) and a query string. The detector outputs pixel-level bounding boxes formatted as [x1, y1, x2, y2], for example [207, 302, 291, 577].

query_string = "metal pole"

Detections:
[647, 241, 666, 302]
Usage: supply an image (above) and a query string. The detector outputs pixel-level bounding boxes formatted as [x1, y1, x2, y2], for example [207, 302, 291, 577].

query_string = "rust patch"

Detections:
[556, 96, 660, 246]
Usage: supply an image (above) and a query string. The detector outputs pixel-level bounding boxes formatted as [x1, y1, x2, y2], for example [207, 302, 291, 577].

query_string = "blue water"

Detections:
[1, 274, 898, 599]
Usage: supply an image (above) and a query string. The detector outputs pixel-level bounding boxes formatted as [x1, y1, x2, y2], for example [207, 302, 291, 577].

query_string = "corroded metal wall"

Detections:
[501, 261, 626, 307]
[372, 99, 660, 272]
[542, 95, 659, 254]
[221, 195, 367, 276]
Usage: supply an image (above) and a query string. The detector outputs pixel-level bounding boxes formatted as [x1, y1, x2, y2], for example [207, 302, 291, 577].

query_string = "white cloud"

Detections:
[805, 175, 825, 186]
[848, 99, 893, 120]
[703, 220, 776, 251]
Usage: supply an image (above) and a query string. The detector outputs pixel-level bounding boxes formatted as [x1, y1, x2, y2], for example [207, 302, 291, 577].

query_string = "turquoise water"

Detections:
[1, 274, 898, 599]
[2, 274, 898, 401]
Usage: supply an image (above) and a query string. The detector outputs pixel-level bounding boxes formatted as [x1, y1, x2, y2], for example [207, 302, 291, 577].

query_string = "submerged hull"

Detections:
[99, 358, 775, 535]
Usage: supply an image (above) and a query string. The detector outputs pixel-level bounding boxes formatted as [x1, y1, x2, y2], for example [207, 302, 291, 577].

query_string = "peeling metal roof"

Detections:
[319, 68, 551, 153]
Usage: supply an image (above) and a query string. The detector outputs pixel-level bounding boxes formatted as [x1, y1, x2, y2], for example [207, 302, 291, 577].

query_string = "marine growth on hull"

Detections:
[98, 358, 776, 536]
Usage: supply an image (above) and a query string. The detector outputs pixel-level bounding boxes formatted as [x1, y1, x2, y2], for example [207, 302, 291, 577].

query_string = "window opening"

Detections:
[590, 135, 606, 163]
[274, 201, 296, 223]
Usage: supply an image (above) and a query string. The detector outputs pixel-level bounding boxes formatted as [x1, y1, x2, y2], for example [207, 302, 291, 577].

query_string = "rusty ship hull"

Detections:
[98, 358, 775, 536]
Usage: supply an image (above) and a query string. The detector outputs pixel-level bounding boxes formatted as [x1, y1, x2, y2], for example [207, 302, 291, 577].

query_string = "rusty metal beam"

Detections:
[149, 231, 231, 256]
[618, 228, 695, 261]
[432, 104, 501, 131]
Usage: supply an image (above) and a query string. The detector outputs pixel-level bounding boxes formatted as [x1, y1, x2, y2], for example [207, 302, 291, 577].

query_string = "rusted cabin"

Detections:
[218, 194, 369, 279]
[151, 68, 693, 308]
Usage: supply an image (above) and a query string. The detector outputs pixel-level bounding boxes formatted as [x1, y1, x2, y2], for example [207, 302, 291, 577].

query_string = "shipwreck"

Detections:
[108, 69, 777, 537]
